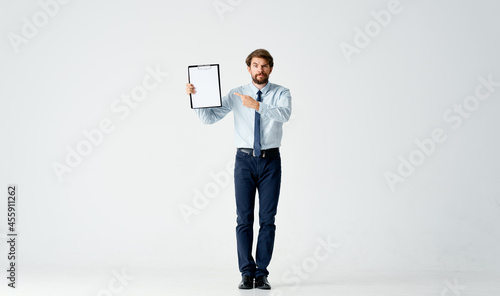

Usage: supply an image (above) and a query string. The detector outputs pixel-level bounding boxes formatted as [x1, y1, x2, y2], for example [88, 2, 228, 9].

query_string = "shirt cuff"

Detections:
[257, 102, 267, 115]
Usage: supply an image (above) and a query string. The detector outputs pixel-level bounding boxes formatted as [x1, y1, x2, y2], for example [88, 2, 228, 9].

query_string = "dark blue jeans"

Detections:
[234, 149, 281, 277]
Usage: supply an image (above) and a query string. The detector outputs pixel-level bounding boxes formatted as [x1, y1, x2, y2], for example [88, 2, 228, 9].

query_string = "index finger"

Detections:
[233, 92, 243, 98]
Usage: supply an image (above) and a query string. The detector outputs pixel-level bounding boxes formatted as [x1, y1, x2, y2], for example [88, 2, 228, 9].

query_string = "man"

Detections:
[186, 49, 291, 290]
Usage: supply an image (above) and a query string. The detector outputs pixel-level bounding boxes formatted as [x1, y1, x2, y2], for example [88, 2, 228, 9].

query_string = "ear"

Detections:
[247, 66, 251, 74]
[269, 67, 273, 75]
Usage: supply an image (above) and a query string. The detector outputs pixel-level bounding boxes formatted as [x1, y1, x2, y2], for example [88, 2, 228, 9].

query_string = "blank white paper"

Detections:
[188, 64, 222, 108]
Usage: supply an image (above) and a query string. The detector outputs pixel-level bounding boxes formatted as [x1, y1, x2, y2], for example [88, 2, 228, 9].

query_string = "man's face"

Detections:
[248, 57, 273, 85]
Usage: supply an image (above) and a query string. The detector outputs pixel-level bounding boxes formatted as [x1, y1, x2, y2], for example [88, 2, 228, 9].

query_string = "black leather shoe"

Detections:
[238, 275, 254, 289]
[255, 275, 271, 289]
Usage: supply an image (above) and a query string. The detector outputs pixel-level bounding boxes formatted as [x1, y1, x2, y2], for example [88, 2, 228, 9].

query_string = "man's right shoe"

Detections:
[238, 275, 254, 289]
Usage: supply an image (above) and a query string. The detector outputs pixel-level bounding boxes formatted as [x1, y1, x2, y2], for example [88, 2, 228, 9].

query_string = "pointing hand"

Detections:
[234, 92, 259, 111]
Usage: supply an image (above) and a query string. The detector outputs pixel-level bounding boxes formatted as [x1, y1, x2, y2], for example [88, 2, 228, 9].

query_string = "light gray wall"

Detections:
[1, 0, 499, 273]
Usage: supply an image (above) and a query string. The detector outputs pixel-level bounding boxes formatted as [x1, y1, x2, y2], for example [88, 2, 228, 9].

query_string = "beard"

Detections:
[252, 73, 269, 85]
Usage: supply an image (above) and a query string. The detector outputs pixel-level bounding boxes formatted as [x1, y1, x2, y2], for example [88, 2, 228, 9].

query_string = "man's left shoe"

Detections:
[255, 275, 271, 290]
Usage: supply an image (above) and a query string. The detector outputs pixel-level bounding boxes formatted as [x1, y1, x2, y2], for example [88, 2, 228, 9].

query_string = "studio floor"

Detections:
[1, 267, 499, 296]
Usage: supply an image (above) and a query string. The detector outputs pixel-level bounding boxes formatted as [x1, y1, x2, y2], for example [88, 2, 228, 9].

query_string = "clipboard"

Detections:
[188, 64, 222, 109]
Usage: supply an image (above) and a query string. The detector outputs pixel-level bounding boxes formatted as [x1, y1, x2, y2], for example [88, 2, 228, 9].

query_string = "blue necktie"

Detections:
[253, 90, 262, 157]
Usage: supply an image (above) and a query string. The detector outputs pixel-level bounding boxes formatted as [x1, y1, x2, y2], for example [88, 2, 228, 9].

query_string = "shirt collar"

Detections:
[248, 81, 272, 95]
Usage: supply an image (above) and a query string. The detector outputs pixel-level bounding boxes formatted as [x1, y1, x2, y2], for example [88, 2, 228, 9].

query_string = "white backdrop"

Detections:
[1, 0, 500, 294]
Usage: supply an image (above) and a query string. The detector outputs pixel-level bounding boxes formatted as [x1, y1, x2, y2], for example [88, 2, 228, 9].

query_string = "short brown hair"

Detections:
[245, 49, 274, 68]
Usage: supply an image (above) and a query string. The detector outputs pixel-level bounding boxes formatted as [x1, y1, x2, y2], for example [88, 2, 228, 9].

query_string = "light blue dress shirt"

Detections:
[194, 82, 292, 149]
